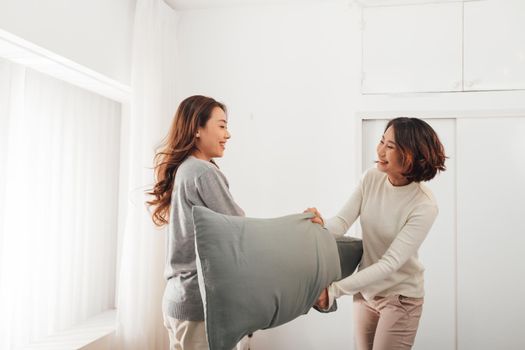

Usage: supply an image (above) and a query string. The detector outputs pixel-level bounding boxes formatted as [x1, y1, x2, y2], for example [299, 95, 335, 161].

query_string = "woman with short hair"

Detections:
[306, 117, 446, 350]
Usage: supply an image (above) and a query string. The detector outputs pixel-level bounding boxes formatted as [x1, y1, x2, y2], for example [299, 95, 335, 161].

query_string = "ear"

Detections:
[401, 153, 414, 173]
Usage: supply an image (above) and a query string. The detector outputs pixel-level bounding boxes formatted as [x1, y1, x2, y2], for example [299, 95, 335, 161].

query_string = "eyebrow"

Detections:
[381, 135, 396, 145]
[218, 119, 228, 124]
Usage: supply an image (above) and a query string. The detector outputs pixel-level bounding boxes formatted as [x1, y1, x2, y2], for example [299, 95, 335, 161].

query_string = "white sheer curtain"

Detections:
[0, 59, 121, 349]
[115, 0, 179, 349]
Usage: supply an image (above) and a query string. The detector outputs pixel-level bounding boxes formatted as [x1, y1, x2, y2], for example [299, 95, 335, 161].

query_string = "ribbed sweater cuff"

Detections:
[165, 300, 204, 321]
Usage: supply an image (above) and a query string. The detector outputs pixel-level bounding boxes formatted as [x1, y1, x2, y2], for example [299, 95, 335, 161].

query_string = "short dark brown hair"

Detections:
[385, 117, 446, 182]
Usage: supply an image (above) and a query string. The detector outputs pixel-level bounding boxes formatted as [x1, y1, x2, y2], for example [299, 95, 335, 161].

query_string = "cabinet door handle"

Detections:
[465, 79, 481, 89]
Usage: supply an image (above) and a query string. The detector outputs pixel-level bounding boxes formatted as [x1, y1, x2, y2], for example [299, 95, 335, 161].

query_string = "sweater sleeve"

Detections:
[194, 168, 245, 217]
[323, 177, 363, 237]
[327, 202, 438, 304]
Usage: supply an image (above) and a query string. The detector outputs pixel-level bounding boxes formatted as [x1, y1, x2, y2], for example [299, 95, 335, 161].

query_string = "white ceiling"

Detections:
[358, 0, 479, 6]
[163, 0, 478, 11]
[163, 0, 340, 11]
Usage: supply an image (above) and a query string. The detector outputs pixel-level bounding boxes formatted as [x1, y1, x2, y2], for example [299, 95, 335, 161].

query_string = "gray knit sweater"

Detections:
[163, 156, 244, 321]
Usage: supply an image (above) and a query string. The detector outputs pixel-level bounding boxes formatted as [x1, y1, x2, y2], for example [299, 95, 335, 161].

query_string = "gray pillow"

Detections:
[335, 235, 364, 280]
[192, 206, 362, 350]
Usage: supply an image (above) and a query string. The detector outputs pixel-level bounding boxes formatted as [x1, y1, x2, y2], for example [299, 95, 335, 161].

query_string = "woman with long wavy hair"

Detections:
[147, 95, 247, 350]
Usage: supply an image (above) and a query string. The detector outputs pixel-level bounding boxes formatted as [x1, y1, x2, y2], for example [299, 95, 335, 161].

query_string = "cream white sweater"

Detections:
[325, 167, 438, 306]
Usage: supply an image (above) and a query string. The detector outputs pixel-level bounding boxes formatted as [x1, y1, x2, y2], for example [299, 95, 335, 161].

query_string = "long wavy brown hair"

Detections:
[147, 95, 226, 227]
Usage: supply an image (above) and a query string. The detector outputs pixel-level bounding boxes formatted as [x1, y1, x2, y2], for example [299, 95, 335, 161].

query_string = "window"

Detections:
[0, 58, 122, 349]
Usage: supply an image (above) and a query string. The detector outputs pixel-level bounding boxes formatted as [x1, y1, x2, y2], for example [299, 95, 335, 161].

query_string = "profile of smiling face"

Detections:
[376, 125, 410, 186]
[193, 106, 230, 161]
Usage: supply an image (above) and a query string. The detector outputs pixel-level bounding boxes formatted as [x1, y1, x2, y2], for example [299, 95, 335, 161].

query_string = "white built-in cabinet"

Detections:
[362, 0, 525, 93]
[362, 116, 525, 349]
[362, 3, 463, 93]
[456, 117, 525, 349]
[464, 0, 525, 90]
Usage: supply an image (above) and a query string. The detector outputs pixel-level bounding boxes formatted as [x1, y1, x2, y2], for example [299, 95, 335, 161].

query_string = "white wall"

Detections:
[175, 1, 362, 215]
[0, 0, 136, 84]
[171, 0, 525, 349]
[175, 2, 362, 348]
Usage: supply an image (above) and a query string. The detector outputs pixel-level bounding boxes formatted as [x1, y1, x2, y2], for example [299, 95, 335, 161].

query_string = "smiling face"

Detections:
[193, 106, 230, 161]
[376, 125, 410, 186]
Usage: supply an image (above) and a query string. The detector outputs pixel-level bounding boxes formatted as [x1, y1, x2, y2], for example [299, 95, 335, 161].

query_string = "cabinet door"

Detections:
[362, 118, 456, 350]
[464, 0, 525, 90]
[362, 3, 463, 94]
[457, 117, 525, 349]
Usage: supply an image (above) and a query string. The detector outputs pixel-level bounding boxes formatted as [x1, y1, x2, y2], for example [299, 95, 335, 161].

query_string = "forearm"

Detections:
[324, 216, 351, 237]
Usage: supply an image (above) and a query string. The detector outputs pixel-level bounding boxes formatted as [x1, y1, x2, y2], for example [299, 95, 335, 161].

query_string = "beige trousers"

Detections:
[353, 293, 424, 350]
[164, 316, 251, 350]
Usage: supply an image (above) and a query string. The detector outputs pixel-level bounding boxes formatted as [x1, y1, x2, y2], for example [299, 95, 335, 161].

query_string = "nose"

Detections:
[377, 142, 385, 156]
[225, 130, 231, 139]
